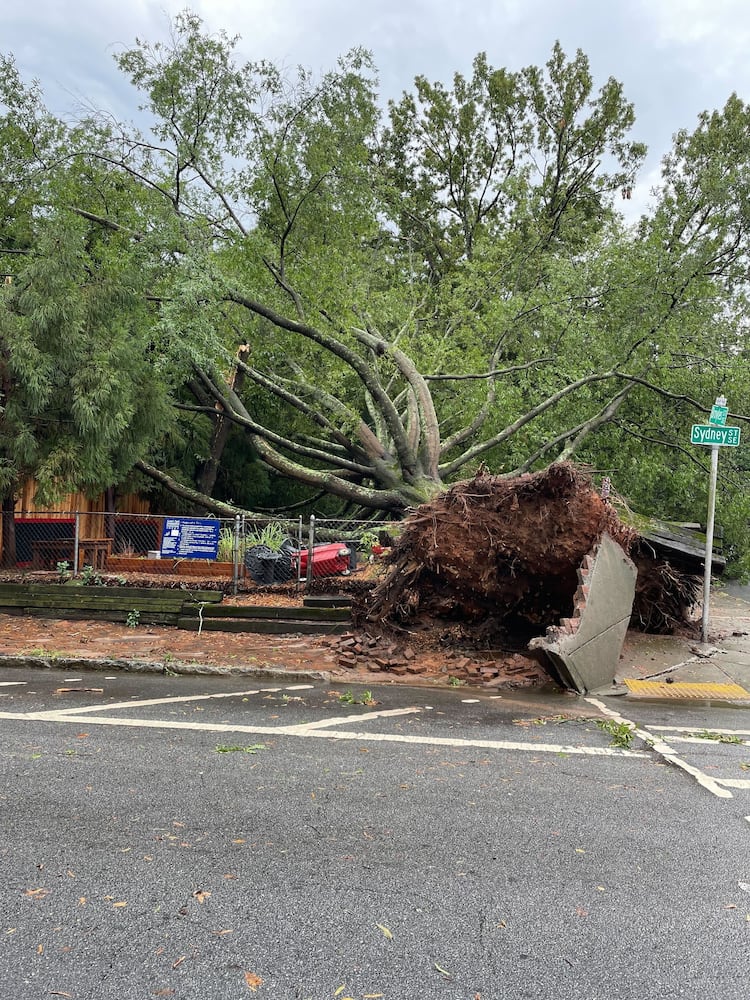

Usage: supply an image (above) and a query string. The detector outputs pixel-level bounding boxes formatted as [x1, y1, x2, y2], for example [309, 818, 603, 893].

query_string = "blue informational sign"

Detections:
[160, 517, 221, 559]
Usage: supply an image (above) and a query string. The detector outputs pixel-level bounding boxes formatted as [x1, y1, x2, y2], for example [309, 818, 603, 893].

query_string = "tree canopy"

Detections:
[1, 12, 748, 569]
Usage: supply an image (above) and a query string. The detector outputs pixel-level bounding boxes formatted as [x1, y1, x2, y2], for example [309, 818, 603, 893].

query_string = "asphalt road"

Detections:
[1, 666, 749, 999]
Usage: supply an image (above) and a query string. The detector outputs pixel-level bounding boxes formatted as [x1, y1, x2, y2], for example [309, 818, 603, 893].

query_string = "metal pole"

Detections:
[701, 444, 719, 644]
[232, 514, 240, 596]
[306, 515, 315, 591]
[73, 511, 80, 576]
[297, 515, 303, 586]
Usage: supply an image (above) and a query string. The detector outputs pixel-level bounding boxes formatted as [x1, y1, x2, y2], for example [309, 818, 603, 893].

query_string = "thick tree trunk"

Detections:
[1, 491, 16, 569]
[196, 348, 249, 500]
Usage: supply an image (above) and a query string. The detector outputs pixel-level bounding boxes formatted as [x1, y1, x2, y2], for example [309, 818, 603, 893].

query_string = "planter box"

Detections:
[176, 561, 235, 578]
[107, 556, 235, 578]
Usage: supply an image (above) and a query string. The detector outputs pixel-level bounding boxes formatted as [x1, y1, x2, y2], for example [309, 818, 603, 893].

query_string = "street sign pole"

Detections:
[701, 442, 719, 643]
[699, 394, 730, 643]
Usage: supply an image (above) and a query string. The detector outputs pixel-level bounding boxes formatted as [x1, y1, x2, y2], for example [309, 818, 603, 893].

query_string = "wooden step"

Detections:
[176, 616, 350, 635]
[190, 604, 351, 621]
[303, 594, 353, 609]
[0, 583, 222, 602]
[4, 607, 183, 626]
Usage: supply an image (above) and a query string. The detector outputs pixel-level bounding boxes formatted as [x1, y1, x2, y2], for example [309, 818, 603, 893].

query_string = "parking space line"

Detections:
[31, 688, 266, 717]
[287, 707, 422, 730]
[585, 697, 734, 799]
[0, 708, 648, 757]
[668, 735, 750, 746]
[650, 725, 750, 737]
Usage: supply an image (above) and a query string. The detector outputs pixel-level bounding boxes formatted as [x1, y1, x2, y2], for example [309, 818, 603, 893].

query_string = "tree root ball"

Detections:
[367, 462, 697, 638]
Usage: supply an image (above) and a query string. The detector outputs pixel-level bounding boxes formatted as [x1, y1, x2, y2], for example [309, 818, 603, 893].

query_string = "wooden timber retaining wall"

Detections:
[0, 584, 352, 635]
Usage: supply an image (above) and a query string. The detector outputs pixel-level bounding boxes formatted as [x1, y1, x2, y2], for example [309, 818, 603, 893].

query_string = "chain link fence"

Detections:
[0, 511, 397, 592]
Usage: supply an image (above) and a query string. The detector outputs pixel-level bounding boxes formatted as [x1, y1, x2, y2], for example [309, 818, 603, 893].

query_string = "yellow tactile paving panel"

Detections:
[624, 679, 750, 700]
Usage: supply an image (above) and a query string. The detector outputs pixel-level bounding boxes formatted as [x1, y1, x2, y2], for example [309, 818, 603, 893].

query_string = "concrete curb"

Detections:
[0, 653, 331, 685]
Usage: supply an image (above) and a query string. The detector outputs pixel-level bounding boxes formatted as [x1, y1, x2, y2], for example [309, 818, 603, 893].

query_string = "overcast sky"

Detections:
[5, 0, 750, 219]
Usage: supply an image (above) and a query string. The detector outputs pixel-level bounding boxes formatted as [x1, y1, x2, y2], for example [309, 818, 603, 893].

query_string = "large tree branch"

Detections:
[439, 370, 618, 477]
[232, 360, 364, 457]
[226, 289, 417, 476]
[135, 460, 260, 516]
[509, 383, 636, 474]
[615, 372, 749, 423]
[353, 325, 441, 479]
[188, 369, 372, 476]
[425, 358, 554, 382]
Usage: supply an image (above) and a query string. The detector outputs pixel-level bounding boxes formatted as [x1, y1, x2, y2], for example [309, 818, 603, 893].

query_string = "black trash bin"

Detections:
[259, 552, 282, 584]
[245, 542, 295, 585]
[245, 544, 273, 585]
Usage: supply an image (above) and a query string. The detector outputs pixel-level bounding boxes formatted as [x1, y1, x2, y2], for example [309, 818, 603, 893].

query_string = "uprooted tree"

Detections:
[1, 14, 748, 564]
[366, 463, 703, 640]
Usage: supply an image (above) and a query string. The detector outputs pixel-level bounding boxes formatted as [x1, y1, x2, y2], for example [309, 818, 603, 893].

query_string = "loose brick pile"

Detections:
[322, 631, 551, 687]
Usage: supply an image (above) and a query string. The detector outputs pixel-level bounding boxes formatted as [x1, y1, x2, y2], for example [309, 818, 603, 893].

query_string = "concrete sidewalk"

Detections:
[613, 584, 750, 703]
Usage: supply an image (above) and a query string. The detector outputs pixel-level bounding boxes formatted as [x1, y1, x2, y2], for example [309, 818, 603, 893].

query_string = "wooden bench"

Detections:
[31, 538, 112, 570]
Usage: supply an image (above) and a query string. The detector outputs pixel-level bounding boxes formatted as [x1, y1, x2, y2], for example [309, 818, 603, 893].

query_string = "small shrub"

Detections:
[80, 565, 103, 587]
[596, 719, 635, 749]
[245, 522, 288, 552]
[125, 609, 140, 628]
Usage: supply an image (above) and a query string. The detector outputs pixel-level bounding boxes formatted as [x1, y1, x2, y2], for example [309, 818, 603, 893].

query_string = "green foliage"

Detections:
[80, 565, 104, 587]
[357, 530, 380, 557]
[689, 730, 742, 744]
[337, 689, 375, 706]
[245, 522, 288, 552]
[596, 719, 635, 749]
[125, 609, 140, 628]
[216, 526, 239, 563]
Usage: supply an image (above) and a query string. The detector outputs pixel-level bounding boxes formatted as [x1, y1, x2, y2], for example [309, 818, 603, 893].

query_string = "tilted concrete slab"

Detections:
[529, 533, 637, 695]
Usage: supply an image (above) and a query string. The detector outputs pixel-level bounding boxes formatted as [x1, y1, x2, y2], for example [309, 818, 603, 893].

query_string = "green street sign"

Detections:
[709, 404, 728, 426]
[691, 424, 741, 447]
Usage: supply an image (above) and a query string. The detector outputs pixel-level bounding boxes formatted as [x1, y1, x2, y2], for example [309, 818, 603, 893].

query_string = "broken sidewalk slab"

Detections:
[626, 515, 726, 574]
[529, 533, 637, 695]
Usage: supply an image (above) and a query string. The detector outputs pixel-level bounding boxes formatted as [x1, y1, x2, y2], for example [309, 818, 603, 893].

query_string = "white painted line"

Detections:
[0, 681, 27, 687]
[650, 725, 750, 737]
[0, 709, 648, 756]
[284, 685, 315, 691]
[37, 688, 264, 716]
[461, 699, 480, 704]
[715, 779, 750, 789]
[585, 697, 733, 800]
[287, 707, 421, 730]
[668, 735, 750, 747]
[64, 678, 83, 682]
